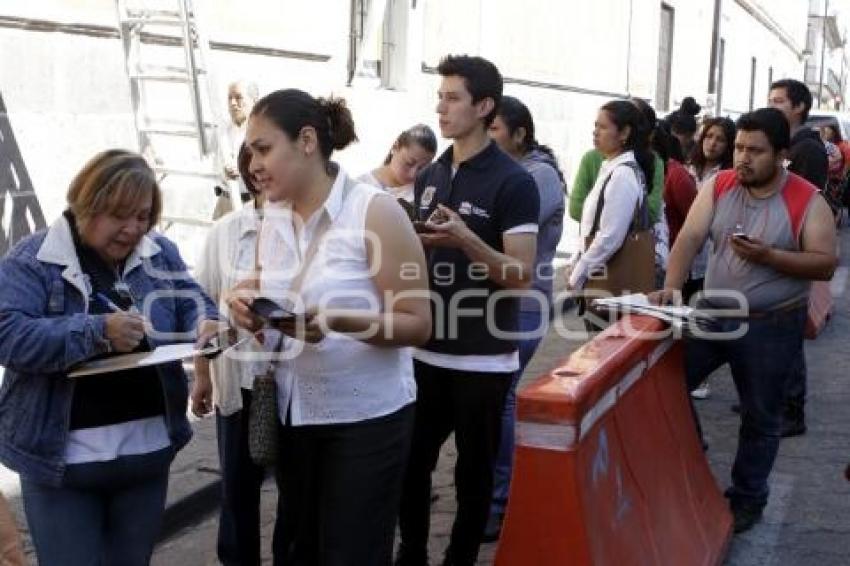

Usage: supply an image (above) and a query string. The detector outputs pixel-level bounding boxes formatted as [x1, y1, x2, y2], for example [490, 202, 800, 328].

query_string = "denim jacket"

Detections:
[0, 216, 218, 486]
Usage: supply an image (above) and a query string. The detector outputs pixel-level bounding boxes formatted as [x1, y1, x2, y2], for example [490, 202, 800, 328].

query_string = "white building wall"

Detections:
[662, 0, 715, 114]
[717, 1, 807, 116]
[0, 0, 822, 263]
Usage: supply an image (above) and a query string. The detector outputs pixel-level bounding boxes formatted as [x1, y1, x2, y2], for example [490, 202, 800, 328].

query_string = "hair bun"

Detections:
[680, 96, 701, 116]
[319, 96, 358, 150]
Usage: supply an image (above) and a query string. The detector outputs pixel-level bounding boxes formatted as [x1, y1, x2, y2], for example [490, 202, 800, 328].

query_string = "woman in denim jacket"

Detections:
[0, 150, 219, 566]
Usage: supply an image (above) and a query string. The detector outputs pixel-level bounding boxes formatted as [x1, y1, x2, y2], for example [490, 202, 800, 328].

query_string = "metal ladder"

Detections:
[115, 0, 239, 237]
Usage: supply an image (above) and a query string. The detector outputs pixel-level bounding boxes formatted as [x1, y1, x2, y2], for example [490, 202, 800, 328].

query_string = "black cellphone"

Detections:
[249, 297, 298, 323]
[412, 221, 437, 234]
[732, 232, 752, 242]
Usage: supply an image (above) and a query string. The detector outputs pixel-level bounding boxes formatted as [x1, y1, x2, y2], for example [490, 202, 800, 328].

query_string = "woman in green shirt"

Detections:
[570, 147, 665, 223]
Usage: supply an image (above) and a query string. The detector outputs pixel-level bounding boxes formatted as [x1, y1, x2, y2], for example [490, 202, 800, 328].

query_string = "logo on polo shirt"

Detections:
[458, 201, 491, 219]
[421, 186, 436, 207]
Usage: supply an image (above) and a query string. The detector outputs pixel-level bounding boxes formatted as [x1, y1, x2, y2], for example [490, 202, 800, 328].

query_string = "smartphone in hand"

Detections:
[427, 207, 450, 224]
[412, 221, 437, 234]
[249, 297, 298, 324]
[732, 232, 752, 242]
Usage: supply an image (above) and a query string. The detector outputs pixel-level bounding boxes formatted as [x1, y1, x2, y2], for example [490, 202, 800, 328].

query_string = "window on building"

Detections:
[348, 0, 409, 89]
[749, 57, 757, 111]
[656, 4, 675, 111]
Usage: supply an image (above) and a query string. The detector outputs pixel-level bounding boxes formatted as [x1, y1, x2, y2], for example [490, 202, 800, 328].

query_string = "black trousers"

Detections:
[216, 389, 267, 566]
[273, 404, 414, 566]
[398, 361, 512, 566]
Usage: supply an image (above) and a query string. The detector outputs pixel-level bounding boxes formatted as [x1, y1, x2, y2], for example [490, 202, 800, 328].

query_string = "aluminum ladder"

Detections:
[115, 0, 239, 239]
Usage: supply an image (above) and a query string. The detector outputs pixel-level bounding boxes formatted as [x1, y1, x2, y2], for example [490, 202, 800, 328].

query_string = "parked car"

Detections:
[805, 110, 850, 141]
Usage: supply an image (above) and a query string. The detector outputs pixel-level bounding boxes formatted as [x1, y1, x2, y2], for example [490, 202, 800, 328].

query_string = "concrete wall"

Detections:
[0, 0, 817, 264]
[717, 0, 808, 116]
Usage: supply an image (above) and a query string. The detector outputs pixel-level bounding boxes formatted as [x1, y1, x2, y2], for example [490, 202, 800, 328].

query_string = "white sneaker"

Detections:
[691, 382, 711, 400]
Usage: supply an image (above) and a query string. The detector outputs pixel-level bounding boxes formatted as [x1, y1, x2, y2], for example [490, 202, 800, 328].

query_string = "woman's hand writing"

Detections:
[104, 312, 146, 352]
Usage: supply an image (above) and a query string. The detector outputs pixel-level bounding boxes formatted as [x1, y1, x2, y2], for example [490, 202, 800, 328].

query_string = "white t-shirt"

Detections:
[357, 170, 415, 203]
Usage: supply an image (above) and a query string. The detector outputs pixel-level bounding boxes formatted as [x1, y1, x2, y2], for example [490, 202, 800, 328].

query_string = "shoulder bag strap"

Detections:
[255, 184, 341, 363]
[590, 162, 645, 237]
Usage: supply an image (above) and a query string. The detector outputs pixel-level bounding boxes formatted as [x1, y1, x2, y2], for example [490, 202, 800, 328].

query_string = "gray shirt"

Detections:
[704, 173, 813, 312]
[519, 150, 565, 312]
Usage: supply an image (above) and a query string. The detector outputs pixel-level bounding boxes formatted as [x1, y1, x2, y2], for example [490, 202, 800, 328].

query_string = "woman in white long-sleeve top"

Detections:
[567, 100, 653, 310]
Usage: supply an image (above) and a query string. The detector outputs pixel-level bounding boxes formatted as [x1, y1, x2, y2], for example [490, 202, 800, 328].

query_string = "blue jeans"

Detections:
[490, 310, 548, 516]
[684, 305, 806, 509]
[216, 389, 267, 566]
[20, 446, 173, 566]
[785, 341, 807, 406]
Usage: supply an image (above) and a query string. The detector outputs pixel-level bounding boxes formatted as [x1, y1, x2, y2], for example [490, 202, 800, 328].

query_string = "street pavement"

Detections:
[3, 227, 849, 565]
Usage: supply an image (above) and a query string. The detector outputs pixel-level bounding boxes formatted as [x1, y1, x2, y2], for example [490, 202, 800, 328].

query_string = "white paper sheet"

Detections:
[592, 293, 713, 321]
[68, 342, 219, 378]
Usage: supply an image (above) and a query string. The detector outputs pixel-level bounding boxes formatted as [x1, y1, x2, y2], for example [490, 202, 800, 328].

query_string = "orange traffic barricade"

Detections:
[804, 280, 833, 339]
[495, 315, 732, 566]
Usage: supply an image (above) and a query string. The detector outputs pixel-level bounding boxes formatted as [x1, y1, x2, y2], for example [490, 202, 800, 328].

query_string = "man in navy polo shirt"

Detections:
[396, 55, 540, 566]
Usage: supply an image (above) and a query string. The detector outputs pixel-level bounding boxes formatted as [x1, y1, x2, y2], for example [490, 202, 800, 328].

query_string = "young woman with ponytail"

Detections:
[484, 95, 565, 540]
[566, 100, 653, 293]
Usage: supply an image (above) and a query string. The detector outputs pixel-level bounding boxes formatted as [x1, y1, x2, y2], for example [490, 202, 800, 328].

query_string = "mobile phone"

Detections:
[732, 232, 752, 242]
[427, 207, 450, 224]
[249, 297, 297, 323]
[412, 221, 437, 234]
[199, 335, 224, 360]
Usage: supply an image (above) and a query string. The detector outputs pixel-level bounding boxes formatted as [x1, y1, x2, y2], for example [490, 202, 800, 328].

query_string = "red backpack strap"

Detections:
[712, 169, 738, 201]
[782, 173, 817, 242]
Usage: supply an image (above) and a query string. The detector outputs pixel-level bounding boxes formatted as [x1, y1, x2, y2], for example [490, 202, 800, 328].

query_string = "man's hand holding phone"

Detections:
[730, 232, 772, 265]
[417, 205, 471, 248]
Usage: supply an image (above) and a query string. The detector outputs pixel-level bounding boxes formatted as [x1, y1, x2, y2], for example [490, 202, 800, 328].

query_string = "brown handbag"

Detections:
[582, 165, 656, 297]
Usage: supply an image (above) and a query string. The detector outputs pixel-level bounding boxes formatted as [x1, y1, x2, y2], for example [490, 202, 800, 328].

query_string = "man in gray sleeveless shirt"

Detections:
[651, 108, 837, 534]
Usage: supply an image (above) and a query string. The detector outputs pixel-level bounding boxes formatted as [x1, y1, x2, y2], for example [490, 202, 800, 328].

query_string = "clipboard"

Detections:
[68, 337, 250, 378]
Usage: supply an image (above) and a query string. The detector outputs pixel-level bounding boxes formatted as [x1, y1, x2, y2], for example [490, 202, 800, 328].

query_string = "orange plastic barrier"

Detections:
[804, 280, 833, 339]
[495, 315, 732, 566]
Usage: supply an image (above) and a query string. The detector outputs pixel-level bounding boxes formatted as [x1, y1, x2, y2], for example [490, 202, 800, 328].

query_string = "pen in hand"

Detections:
[96, 292, 139, 314]
[97, 293, 146, 352]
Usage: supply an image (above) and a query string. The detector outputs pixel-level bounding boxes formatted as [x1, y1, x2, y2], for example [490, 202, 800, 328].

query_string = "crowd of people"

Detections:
[0, 53, 840, 565]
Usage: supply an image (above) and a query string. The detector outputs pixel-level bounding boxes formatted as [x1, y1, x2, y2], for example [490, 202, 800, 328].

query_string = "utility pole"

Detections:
[818, 0, 829, 109]
[707, 0, 722, 115]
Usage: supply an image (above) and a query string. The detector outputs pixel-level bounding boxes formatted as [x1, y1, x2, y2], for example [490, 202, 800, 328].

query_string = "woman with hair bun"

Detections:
[665, 96, 702, 157]
[228, 89, 432, 564]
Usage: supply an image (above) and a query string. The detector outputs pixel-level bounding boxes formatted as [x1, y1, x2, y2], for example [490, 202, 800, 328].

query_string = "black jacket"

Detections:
[789, 127, 828, 190]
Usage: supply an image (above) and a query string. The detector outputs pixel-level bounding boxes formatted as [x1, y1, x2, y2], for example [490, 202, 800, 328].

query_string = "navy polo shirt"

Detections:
[413, 141, 539, 358]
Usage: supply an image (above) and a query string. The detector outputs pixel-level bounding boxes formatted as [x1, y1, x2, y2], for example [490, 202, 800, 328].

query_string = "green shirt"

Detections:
[569, 149, 664, 223]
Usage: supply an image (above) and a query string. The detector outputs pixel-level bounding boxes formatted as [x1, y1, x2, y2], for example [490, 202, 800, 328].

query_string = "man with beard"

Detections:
[767, 79, 828, 437]
[650, 108, 837, 533]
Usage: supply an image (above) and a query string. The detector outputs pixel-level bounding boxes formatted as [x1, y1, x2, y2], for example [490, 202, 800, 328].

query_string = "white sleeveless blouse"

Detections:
[258, 167, 416, 425]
